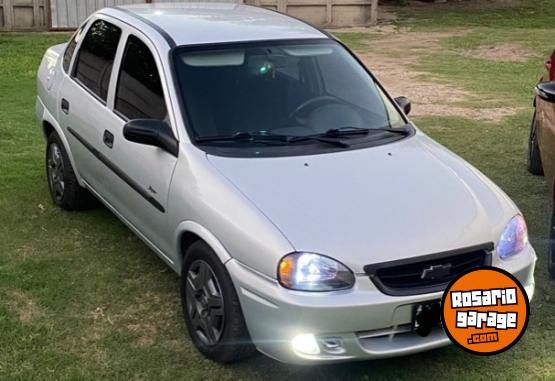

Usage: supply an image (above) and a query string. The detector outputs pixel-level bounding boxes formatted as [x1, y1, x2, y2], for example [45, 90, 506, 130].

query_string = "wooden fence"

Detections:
[245, 0, 378, 27]
[0, 0, 48, 31]
[0, 0, 377, 31]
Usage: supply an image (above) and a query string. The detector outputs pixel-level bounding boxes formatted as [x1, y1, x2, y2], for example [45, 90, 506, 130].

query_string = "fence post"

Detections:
[325, 0, 332, 26]
[3, 0, 13, 31]
[370, 0, 378, 25]
[33, 0, 40, 29]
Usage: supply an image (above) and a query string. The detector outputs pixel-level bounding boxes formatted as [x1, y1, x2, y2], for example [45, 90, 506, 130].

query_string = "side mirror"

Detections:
[123, 119, 178, 157]
[536, 81, 555, 104]
[395, 96, 411, 115]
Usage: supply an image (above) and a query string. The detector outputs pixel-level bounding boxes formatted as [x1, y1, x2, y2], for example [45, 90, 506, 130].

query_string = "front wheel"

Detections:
[180, 241, 256, 363]
[549, 205, 555, 279]
[527, 111, 544, 176]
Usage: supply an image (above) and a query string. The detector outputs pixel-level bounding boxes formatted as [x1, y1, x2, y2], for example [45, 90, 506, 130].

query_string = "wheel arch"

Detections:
[174, 221, 232, 275]
[38, 104, 84, 186]
[43, 120, 55, 138]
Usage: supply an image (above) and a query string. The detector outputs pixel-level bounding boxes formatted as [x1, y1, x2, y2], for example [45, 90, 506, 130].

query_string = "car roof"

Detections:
[103, 2, 330, 47]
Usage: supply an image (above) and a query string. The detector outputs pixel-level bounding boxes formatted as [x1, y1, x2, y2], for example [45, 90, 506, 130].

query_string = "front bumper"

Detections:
[226, 244, 536, 364]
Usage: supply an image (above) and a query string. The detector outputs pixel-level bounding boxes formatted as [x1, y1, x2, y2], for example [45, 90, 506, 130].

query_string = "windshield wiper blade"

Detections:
[196, 131, 350, 148]
[287, 135, 350, 148]
[323, 126, 372, 136]
[196, 131, 286, 143]
[323, 126, 412, 138]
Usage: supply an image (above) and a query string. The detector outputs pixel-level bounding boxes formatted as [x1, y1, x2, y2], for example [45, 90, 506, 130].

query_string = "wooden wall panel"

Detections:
[0, 0, 4, 29]
[50, 0, 144, 29]
[245, 0, 378, 27]
[0, 0, 378, 31]
[0, 0, 48, 31]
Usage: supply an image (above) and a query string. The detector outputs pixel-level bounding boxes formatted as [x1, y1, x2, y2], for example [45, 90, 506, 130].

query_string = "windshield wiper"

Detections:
[196, 131, 350, 148]
[196, 132, 287, 144]
[322, 126, 412, 138]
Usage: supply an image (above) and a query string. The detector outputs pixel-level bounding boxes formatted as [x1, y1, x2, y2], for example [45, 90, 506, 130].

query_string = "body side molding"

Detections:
[67, 127, 166, 213]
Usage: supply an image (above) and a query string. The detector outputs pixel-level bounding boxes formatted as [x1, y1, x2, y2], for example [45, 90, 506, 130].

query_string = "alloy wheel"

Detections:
[47, 143, 65, 202]
[185, 260, 225, 346]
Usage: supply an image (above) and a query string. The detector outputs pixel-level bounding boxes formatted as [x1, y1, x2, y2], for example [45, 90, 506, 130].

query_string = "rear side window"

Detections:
[115, 35, 167, 120]
[73, 19, 122, 101]
[63, 24, 86, 73]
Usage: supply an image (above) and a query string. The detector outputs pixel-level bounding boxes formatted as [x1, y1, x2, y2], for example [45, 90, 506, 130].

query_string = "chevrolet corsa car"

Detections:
[36, 3, 536, 364]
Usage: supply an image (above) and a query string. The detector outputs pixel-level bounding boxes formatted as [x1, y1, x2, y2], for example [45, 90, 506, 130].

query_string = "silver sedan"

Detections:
[36, 3, 536, 364]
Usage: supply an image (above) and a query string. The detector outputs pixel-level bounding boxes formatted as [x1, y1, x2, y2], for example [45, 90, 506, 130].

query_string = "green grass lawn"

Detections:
[1, 2, 555, 379]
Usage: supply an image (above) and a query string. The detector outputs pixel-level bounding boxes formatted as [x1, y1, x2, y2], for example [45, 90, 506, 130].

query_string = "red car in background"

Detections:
[528, 50, 555, 277]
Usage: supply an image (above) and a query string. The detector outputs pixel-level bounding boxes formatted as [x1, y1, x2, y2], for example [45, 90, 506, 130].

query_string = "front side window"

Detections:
[63, 23, 86, 73]
[73, 19, 122, 101]
[115, 35, 167, 120]
[173, 39, 409, 157]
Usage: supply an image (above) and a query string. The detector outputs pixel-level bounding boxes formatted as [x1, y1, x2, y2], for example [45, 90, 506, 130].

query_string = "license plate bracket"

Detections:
[412, 300, 441, 337]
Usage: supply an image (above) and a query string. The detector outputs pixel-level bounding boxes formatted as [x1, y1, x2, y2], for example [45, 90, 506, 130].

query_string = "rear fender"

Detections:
[37, 97, 84, 186]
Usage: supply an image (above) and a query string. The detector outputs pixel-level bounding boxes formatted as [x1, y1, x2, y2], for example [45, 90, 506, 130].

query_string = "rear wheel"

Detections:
[180, 241, 256, 363]
[46, 132, 93, 210]
[549, 205, 555, 279]
[527, 111, 544, 176]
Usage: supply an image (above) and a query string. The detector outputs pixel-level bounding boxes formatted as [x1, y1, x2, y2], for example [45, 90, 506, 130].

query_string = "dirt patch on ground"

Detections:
[15, 242, 40, 257]
[350, 29, 522, 122]
[127, 323, 159, 348]
[77, 325, 110, 366]
[463, 43, 538, 62]
[118, 292, 178, 348]
[3, 289, 46, 322]
[404, 0, 522, 10]
[69, 292, 177, 363]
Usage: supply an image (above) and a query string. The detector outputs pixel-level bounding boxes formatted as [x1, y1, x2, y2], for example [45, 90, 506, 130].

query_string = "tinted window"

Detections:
[73, 19, 122, 101]
[174, 41, 404, 139]
[115, 35, 167, 120]
[63, 24, 86, 73]
[317, 53, 403, 128]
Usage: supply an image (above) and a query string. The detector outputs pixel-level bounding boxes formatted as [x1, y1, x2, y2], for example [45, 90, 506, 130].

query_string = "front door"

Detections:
[98, 32, 178, 258]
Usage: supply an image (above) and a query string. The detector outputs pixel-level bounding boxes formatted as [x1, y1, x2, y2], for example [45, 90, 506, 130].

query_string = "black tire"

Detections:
[528, 111, 544, 176]
[549, 205, 555, 279]
[46, 131, 94, 210]
[180, 241, 256, 363]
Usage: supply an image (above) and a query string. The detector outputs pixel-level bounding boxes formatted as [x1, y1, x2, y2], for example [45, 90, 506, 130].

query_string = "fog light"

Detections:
[292, 333, 320, 355]
[320, 337, 346, 354]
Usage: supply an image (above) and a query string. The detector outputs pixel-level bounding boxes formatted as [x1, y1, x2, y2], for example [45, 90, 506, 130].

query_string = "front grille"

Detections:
[363, 243, 493, 296]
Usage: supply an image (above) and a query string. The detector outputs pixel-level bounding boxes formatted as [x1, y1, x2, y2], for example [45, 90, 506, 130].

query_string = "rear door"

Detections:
[98, 31, 178, 257]
[57, 17, 123, 196]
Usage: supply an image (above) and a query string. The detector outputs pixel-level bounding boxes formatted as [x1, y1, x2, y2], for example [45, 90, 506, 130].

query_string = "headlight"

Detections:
[278, 252, 355, 291]
[498, 215, 528, 259]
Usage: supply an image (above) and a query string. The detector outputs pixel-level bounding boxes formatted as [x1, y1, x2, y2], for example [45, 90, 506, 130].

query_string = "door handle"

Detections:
[103, 130, 114, 149]
[61, 98, 70, 114]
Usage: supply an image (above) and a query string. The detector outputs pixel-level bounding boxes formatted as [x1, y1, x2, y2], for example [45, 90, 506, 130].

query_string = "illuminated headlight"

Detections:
[498, 215, 528, 259]
[278, 252, 355, 291]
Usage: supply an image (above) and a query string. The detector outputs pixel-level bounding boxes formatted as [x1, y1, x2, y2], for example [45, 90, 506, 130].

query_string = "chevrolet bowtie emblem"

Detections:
[421, 264, 452, 280]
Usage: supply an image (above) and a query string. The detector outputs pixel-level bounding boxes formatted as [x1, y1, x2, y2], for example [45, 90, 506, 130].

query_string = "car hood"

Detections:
[207, 133, 517, 274]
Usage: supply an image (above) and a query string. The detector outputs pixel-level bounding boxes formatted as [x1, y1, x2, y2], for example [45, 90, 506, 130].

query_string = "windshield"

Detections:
[173, 39, 409, 156]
